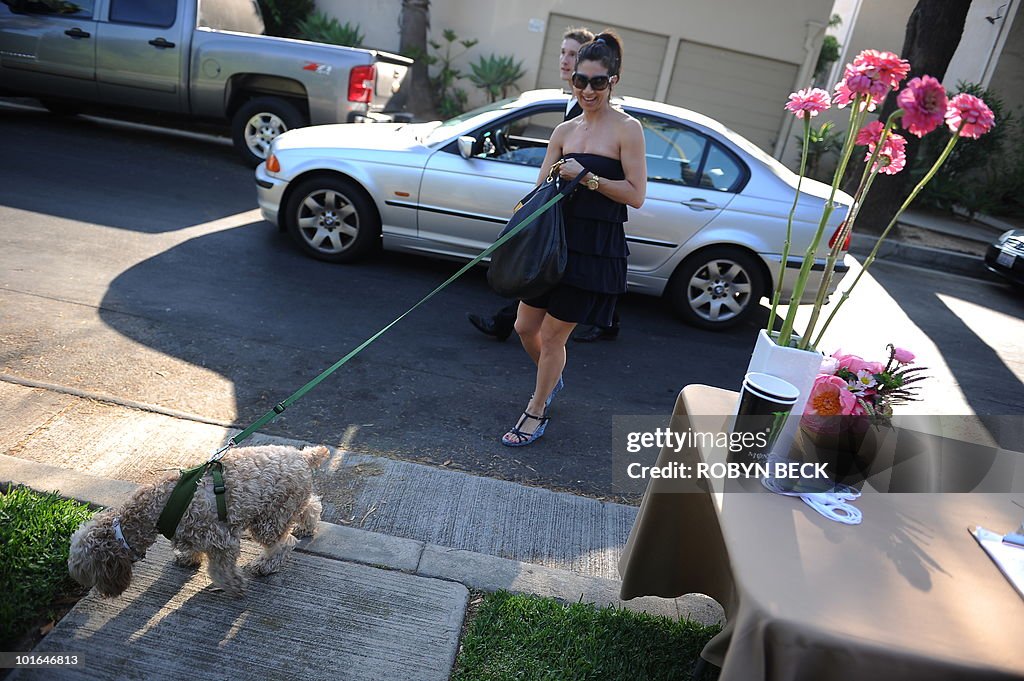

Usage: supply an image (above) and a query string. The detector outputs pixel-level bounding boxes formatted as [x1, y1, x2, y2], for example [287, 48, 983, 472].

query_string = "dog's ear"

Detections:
[301, 445, 330, 468]
[95, 552, 133, 597]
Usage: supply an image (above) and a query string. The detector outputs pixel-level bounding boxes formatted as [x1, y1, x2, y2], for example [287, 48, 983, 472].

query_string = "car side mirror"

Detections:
[457, 136, 476, 159]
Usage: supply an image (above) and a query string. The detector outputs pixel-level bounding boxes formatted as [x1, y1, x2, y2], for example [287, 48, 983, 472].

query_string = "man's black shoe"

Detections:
[573, 324, 619, 342]
[468, 313, 513, 341]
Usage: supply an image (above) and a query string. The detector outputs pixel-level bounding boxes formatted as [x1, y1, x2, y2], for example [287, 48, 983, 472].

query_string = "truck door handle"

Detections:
[681, 198, 719, 211]
[148, 38, 176, 49]
[64, 28, 91, 39]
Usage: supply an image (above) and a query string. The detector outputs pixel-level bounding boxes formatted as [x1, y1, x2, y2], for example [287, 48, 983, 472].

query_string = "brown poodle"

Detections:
[68, 444, 329, 598]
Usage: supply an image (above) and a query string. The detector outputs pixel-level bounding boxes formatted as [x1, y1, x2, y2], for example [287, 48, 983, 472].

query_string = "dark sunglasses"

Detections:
[571, 72, 612, 91]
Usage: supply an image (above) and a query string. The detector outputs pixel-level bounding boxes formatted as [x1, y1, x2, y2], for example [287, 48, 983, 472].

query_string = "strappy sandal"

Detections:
[545, 375, 564, 410]
[501, 411, 550, 447]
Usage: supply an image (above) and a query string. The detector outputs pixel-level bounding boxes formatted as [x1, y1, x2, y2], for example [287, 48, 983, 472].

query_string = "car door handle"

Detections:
[681, 198, 719, 211]
[148, 38, 176, 49]
[64, 28, 91, 39]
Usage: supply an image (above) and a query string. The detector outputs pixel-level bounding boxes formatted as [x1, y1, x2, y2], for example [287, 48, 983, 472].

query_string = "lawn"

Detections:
[452, 590, 721, 681]
[0, 484, 94, 650]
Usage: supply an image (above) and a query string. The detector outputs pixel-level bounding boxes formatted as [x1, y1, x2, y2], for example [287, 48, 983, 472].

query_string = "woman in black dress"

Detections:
[502, 31, 647, 446]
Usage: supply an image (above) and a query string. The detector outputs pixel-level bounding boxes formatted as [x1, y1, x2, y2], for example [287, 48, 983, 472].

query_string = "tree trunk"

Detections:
[394, 0, 437, 120]
[845, 0, 971, 234]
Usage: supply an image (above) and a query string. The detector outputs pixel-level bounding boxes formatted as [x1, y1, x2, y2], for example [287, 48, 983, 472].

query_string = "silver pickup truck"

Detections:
[0, 0, 411, 164]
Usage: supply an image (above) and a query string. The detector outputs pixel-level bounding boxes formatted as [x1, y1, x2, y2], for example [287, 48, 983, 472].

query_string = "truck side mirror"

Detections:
[457, 136, 476, 159]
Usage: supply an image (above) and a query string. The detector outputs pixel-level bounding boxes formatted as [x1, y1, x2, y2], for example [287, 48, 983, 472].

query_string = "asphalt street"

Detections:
[2, 101, 1023, 498]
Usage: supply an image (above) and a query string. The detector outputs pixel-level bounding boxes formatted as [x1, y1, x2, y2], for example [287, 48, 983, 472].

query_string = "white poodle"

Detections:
[68, 444, 328, 597]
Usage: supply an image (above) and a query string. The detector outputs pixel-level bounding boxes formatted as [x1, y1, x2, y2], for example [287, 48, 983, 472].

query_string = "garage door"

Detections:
[666, 41, 798, 153]
[536, 13, 667, 100]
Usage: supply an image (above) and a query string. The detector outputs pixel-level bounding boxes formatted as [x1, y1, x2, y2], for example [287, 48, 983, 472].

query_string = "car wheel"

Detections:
[231, 96, 306, 167]
[669, 247, 764, 330]
[284, 176, 380, 263]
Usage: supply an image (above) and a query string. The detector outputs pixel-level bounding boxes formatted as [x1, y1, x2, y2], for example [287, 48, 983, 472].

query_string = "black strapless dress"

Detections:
[522, 153, 629, 327]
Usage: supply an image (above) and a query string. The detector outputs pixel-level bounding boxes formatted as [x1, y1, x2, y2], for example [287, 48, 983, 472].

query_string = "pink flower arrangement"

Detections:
[768, 49, 997, 352]
[807, 344, 928, 420]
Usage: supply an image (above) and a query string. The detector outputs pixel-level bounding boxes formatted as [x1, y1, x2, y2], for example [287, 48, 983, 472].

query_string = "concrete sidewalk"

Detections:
[0, 377, 722, 680]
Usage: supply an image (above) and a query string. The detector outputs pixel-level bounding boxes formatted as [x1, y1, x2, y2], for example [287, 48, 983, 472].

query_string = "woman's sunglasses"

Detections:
[571, 72, 613, 91]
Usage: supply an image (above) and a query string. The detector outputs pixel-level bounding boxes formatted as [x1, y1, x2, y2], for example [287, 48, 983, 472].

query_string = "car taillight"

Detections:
[266, 154, 280, 172]
[348, 65, 376, 103]
[829, 221, 851, 251]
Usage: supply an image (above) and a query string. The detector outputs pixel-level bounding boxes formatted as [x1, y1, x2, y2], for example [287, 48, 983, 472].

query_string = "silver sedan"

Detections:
[255, 90, 852, 330]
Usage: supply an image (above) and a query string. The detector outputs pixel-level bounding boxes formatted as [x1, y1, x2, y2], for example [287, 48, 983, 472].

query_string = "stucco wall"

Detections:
[317, 0, 835, 131]
[987, 5, 1024, 119]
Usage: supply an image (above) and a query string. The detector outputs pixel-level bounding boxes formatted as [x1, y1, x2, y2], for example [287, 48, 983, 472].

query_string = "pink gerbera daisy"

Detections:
[853, 50, 911, 90]
[855, 121, 885, 147]
[869, 133, 907, 175]
[945, 93, 995, 139]
[897, 76, 948, 137]
[785, 87, 832, 119]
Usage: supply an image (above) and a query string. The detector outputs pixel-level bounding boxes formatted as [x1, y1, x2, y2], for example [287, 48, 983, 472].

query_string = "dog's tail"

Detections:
[301, 445, 330, 468]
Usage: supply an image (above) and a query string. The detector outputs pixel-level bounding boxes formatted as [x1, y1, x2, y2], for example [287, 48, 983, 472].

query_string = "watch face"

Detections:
[587, 177, 599, 190]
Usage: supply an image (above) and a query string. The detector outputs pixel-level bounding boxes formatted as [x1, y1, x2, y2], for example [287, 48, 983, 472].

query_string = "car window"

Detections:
[700, 144, 744, 192]
[109, 0, 175, 27]
[3, 0, 94, 18]
[470, 109, 564, 167]
[197, 0, 264, 34]
[635, 114, 744, 192]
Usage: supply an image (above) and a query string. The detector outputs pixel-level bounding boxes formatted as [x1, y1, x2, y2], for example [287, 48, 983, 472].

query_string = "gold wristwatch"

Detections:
[585, 173, 600, 191]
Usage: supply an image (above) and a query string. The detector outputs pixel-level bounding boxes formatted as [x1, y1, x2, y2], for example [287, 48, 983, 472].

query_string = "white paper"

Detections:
[972, 526, 1024, 600]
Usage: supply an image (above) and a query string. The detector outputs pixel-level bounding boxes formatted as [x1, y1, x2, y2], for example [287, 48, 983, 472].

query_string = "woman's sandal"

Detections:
[545, 375, 564, 410]
[501, 411, 550, 447]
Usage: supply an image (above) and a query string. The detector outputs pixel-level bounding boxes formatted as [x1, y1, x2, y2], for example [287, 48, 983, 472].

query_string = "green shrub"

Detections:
[0, 485, 94, 648]
[256, 0, 315, 38]
[468, 54, 526, 103]
[428, 29, 478, 117]
[295, 12, 364, 48]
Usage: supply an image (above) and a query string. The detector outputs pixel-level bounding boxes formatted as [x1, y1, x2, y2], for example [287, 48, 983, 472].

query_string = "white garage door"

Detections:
[536, 13, 667, 100]
[666, 40, 799, 153]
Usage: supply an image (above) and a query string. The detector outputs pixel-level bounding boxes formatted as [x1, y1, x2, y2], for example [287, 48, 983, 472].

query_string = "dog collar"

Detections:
[112, 516, 142, 562]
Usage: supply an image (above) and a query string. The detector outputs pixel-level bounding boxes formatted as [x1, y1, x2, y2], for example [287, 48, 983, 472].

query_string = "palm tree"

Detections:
[396, 0, 437, 119]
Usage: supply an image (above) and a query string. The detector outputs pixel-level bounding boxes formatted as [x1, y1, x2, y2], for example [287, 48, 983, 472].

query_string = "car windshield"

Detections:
[421, 97, 522, 145]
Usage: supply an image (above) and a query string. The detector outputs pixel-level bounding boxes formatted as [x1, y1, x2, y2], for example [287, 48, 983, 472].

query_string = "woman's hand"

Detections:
[557, 158, 586, 181]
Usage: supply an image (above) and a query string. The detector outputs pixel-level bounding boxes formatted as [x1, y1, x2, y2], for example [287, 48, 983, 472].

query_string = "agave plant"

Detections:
[295, 12, 364, 48]
[469, 54, 526, 102]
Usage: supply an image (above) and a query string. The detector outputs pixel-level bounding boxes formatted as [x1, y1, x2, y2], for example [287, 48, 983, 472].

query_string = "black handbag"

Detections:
[487, 162, 587, 300]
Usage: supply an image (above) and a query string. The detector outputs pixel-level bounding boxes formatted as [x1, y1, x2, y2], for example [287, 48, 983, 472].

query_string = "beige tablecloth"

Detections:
[618, 385, 1024, 681]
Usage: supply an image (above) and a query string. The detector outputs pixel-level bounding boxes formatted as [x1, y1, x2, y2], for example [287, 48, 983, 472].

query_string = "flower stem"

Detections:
[777, 97, 866, 349]
[812, 127, 963, 347]
[767, 117, 811, 334]
[801, 111, 901, 348]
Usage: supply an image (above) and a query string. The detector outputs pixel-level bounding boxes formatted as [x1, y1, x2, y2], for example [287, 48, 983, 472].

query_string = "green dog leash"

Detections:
[157, 167, 581, 539]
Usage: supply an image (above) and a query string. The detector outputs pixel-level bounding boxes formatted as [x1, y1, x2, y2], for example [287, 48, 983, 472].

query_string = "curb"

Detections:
[849, 234, 1000, 282]
[0, 454, 724, 626]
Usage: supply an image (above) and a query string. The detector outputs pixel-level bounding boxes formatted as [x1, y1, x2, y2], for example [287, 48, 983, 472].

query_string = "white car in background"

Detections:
[256, 90, 853, 330]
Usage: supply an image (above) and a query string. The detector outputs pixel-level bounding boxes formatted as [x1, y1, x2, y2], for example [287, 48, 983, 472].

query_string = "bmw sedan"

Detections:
[985, 229, 1024, 287]
[255, 90, 853, 330]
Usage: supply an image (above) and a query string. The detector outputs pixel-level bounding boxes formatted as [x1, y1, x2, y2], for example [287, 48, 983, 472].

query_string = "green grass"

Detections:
[0, 484, 94, 648]
[452, 590, 721, 681]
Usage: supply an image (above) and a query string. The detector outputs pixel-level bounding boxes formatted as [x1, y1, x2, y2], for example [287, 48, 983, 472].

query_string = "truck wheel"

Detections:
[231, 96, 306, 167]
[668, 246, 764, 330]
[284, 176, 380, 263]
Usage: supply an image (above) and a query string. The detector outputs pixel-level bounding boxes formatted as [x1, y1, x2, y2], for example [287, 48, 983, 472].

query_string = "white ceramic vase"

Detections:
[744, 328, 823, 457]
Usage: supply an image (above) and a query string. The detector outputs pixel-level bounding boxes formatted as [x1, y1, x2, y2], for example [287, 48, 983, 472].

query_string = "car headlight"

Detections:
[996, 229, 1015, 245]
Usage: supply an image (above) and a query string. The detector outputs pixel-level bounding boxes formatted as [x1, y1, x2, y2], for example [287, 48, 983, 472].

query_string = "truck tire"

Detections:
[668, 246, 765, 330]
[231, 96, 306, 167]
[284, 176, 380, 263]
